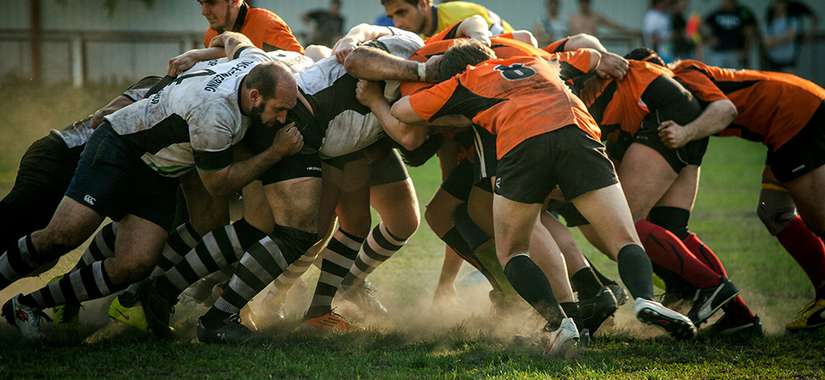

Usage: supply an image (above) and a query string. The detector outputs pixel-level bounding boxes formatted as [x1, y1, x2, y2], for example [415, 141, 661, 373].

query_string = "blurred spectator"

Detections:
[568, 0, 637, 37]
[703, 0, 757, 68]
[766, 0, 819, 40]
[643, 0, 673, 61]
[533, 0, 567, 46]
[303, 0, 345, 47]
[381, 0, 512, 38]
[764, 0, 800, 72]
[671, 0, 703, 60]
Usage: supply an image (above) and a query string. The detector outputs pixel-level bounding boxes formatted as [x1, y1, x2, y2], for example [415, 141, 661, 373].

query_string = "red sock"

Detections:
[682, 232, 756, 319]
[682, 233, 729, 277]
[636, 220, 722, 289]
[776, 216, 825, 299]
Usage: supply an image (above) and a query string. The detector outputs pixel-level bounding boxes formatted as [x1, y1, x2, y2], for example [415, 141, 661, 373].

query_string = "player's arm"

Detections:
[455, 15, 493, 45]
[650, 74, 738, 149]
[556, 34, 628, 79]
[192, 104, 303, 197]
[344, 45, 423, 82]
[509, 30, 538, 47]
[356, 80, 429, 150]
[167, 47, 226, 76]
[208, 31, 257, 60]
[333, 23, 395, 62]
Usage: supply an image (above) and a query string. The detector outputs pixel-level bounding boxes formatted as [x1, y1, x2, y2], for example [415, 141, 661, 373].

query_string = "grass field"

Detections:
[0, 83, 823, 379]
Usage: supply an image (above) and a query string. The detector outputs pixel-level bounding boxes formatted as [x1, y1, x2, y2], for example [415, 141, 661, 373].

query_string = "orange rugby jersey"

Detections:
[204, 3, 303, 53]
[408, 56, 600, 159]
[574, 60, 672, 137]
[672, 60, 825, 150]
[402, 23, 594, 96]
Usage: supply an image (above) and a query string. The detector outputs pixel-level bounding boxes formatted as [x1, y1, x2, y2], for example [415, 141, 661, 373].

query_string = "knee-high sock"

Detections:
[635, 220, 722, 289]
[339, 223, 408, 292]
[74, 222, 118, 270]
[683, 233, 755, 319]
[269, 245, 319, 296]
[0, 235, 48, 289]
[616, 244, 655, 300]
[777, 216, 825, 299]
[441, 227, 503, 291]
[202, 227, 317, 327]
[154, 219, 266, 303]
[306, 229, 363, 318]
[504, 254, 566, 328]
[21, 261, 123, 309]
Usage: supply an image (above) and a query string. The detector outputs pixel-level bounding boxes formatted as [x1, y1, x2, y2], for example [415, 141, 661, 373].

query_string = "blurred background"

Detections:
[0, 0, 823, 86]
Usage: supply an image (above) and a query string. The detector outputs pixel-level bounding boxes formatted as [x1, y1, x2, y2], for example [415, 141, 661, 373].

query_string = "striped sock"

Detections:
[306, 229, 364, 318]
[74, 222, 118, 270]
[151, 222, 201, 276]
[202, 227, 316, 327]
[339, 223, 408, 293]
[21, 260, 121, 309]
[155, 219, 265, 303]
[0, 235, 42, 289]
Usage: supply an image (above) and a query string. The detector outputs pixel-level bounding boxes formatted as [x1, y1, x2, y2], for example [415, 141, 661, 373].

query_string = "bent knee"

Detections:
[756, 202, 795, 235]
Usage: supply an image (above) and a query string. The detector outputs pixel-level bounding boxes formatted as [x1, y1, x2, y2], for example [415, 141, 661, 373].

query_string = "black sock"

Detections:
[571, 267, 603, 299]
[648, 207, 691, 240]
[504, 254, 566, 328]
[585, 256, 617, 286]
[560, 302, 579, 319]
[617, 244, 654, 300]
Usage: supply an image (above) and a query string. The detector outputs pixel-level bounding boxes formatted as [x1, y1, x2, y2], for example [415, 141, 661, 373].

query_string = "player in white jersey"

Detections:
[1, 32, 306, 340]
[126, 27, 426, 341]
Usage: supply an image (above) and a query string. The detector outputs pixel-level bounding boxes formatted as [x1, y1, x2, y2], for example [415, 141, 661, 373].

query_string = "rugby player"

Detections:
[358, 41, 699, 356]
[1, 33, 304, 339]
[200, 0, 303, 53]
[381, 0, 512, 39]
[645, 55, 825, 332]
[120, 27, 425, 342]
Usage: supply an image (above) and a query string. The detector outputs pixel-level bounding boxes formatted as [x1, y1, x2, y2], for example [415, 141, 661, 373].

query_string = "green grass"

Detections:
[0, 84, 824, 379]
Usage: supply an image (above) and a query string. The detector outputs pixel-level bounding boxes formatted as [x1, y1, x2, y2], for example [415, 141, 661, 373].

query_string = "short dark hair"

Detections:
[380, 0, 420, 6]
[244, 62, 282, 99]
[625, 47, 665, 66]
[433, 39, 496, 82]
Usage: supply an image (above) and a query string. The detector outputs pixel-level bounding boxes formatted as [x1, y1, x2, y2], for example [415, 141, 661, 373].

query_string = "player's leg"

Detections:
[196, 153, 323, 342]
[339, 151, 418, 296]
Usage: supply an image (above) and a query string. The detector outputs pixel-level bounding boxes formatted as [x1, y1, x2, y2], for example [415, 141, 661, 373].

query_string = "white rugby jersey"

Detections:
[105, 47, 273, 177]
[294, 27, 424, 158]
[52, 76, 163, 149]
[190, 50, 314, 75]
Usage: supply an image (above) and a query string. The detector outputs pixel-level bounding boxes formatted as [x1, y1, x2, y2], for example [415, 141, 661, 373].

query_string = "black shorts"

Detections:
[767, 103, 825, 183]
[65, 123, 179, 230]
[0, 134, 83, 246]
[546, 200, 590, 227]
[259, 152, 323, 185]
[495, 125, 619, 204]
[605, 130, 633, 163]
[633, 116, 709, 173]
[324, 142, 409, 187]
[441, 160, 475, 200]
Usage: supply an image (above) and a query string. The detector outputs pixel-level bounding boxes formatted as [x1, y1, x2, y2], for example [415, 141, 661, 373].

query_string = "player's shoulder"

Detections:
[437, 1, 490, 16]
[246, 6, 288, 25]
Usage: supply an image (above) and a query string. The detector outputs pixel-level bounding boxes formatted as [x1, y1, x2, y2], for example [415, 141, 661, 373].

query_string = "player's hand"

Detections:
[208, 33, 226, 48]
[333, 37, 358, 63]
[167, 52, 199, 77]
[271, 123, 304, 157]
[596, 52, 628, 79]
[658, 120, 693, 149]
[355, 79, 384, 108]
[465, 29, 492, 46]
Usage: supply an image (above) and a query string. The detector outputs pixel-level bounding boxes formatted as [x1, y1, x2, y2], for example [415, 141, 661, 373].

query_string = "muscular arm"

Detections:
[344, 46, 421, 82]
[455, 15, 492, 44]
[659, 99, 738, 148]
[209, 31, 258, 60]
[371, 96, 430, 150]
[198, 125, 303, 197]
[563, 33, 608, 52]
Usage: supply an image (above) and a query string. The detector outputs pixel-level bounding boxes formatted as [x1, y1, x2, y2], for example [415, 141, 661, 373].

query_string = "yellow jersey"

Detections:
[424, 1, 513, 38]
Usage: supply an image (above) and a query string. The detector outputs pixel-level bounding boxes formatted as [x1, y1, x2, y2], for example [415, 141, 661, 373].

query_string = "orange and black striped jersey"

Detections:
[672, 60, 825, 150]
[204, 3, 303, 53]
[574, 60, 672, 137]
[401, 23, 595, 96]
[407, 56, 600, 159]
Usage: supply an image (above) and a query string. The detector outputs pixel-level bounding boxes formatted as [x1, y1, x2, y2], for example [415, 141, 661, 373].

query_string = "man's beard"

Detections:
[249, 102, 268, 127]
